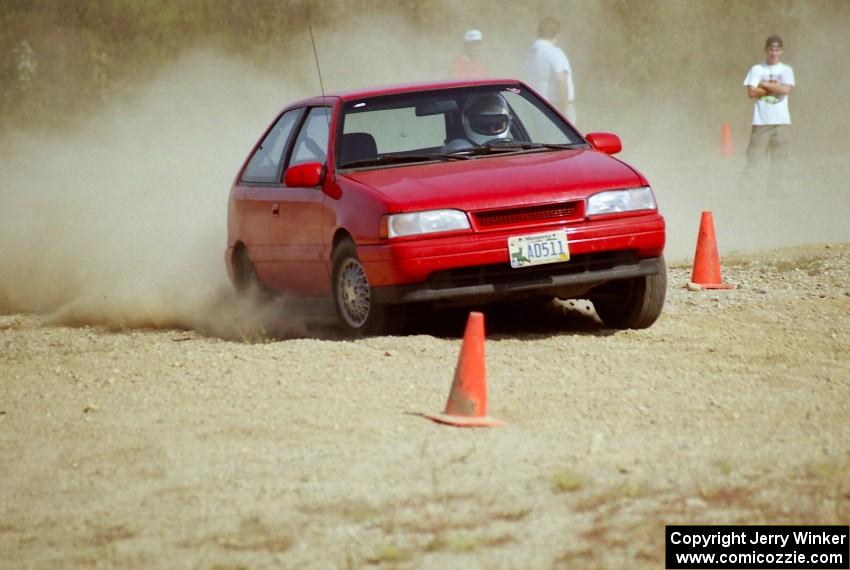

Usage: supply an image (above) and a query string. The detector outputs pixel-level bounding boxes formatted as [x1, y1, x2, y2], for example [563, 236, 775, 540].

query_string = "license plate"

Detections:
[508, 230, 570, 268]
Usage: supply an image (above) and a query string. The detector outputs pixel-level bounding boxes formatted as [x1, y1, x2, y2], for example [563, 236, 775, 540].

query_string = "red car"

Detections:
[226, 79, 666, 334]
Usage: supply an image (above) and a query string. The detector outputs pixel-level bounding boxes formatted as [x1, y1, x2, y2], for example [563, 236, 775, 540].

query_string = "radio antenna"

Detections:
[309, 26, 326, 99]
[308, 25, 332, 176]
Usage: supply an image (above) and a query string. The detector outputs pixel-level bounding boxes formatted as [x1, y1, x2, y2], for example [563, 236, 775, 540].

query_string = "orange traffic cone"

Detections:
[721, 121, 734, 157]
[689, 211, 735, 290]
[424, 312, 504, 427]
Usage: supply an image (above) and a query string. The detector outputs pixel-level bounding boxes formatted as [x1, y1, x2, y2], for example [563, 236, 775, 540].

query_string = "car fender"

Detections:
[329, 175, 398, 248]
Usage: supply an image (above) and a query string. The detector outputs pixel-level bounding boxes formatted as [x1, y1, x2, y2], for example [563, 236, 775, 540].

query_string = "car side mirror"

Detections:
[284, 162, 325, 187]
[585, 132, 622, 155]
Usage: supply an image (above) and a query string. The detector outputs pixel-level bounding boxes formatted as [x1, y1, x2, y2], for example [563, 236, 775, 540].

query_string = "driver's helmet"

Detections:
[462, 93, 512, 145]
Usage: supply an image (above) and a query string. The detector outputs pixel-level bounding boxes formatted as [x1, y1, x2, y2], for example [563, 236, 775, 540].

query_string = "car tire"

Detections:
[331, 239, 403, 336]
[591, 259, 667, 329]
[234, 248, 264, 295]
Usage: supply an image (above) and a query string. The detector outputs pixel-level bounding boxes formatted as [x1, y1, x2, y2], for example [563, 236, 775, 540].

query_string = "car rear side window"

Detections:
[290, 107, 331, 167]
[242, 108, 302, 183]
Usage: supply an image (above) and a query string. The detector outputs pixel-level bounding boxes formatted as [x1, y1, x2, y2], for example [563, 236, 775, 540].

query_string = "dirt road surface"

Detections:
[1, 243, 848, 569]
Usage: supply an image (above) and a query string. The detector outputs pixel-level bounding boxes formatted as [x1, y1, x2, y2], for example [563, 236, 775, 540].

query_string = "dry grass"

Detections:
[553, 456, 850, 568]
[178, 516, 294, 555]
[772, 256, 825, 276]
[86, 523, 138, 546]
[307, 485, 525, 565]
[4, 0, 848, 155]
[288, 455, 849, 567]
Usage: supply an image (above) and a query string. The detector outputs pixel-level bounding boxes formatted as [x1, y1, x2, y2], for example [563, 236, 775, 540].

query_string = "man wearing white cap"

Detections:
[521, 17, 576, 124]
[450, 29, 489, 79]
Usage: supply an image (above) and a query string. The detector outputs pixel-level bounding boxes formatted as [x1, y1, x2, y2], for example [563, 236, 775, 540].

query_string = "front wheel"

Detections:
[331, 240, 403, 336]
[590, 260, 667, 329]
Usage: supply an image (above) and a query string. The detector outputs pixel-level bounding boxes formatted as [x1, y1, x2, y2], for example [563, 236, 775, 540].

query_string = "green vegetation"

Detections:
[366, 543, 413, 564]
[551, 468, 585, 493]
[1, 0, 324, 130]
[713, 458, 734, 477]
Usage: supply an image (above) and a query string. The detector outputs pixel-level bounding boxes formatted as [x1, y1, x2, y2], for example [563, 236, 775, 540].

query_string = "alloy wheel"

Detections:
[337, 258, 371, 328]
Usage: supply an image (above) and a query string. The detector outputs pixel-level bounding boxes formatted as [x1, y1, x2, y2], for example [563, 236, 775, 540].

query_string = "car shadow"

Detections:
[405, 299, 614, 339]
[199, 289, 615, 342]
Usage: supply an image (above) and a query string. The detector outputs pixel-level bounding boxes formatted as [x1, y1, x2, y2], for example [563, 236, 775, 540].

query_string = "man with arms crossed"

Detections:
[743, 35, 795, 192]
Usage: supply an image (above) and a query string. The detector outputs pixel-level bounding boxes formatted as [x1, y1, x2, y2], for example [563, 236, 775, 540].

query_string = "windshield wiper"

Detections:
[457, 141, 585, 157]
[517, 142, 586, 150]
[341, 143, 584, 168]
[340, 152, 469, 169]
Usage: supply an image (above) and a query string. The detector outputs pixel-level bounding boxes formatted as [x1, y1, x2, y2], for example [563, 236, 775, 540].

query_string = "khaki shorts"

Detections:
[746, 124, 790, 165]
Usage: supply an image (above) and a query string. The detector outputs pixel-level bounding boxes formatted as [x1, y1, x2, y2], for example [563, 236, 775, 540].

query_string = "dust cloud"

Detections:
[0, 51, 304, 336]
[1, 1, 848, 333]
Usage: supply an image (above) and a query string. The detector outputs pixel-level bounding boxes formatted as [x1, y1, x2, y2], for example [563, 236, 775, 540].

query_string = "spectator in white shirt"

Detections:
[743, 34, 795, 191]
[521, 17, 576, 124]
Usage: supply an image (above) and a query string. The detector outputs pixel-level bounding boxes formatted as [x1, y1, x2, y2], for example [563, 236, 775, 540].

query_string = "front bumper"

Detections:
[360, 212, 665, 304]
[372, 254, 665, 304]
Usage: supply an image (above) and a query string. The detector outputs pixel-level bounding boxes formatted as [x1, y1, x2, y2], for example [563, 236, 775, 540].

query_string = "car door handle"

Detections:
[272, 203, 280, 216]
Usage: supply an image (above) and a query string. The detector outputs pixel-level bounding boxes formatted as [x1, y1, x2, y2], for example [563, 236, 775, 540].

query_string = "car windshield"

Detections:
[337, 85, 585, 169]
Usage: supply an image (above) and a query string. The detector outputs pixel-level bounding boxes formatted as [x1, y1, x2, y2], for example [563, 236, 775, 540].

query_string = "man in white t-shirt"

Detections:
[521, 16, 576, 124]
[743, 35, 795, 188]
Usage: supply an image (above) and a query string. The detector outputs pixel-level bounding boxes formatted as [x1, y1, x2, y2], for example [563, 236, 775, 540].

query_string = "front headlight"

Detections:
[384, 209, 471, 238]
[586, 187, 657, 216]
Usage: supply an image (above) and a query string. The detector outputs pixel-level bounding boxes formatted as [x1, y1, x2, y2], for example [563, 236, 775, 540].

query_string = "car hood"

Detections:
[338, 149, 645, 212]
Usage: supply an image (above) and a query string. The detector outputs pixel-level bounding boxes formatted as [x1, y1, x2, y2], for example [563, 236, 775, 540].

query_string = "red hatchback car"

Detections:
[226, 79, 666, 334]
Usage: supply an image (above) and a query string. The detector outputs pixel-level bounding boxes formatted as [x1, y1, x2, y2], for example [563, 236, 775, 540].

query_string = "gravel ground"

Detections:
[1, 243, 849, 569]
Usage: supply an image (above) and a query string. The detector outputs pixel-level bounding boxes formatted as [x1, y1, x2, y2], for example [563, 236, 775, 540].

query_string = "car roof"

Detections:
[288, 78, 524, 107]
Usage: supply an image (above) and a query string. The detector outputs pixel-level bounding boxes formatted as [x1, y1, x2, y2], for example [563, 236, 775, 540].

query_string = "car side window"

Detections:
[242, 109, 302, 183]
[290, 107, 331, 167]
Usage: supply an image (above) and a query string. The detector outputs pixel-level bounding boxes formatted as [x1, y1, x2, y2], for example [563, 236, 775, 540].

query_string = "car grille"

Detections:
[426, 251, 637, 290]
[471, 201, 584, 229]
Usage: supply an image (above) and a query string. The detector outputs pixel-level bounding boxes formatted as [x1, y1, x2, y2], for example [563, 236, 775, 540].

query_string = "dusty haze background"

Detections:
[1, 0, 848, 330]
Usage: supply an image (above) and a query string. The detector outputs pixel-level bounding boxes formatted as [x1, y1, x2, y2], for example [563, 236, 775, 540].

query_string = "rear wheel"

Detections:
[590, 259, 666, 329]
[234, 248, 263, 294]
